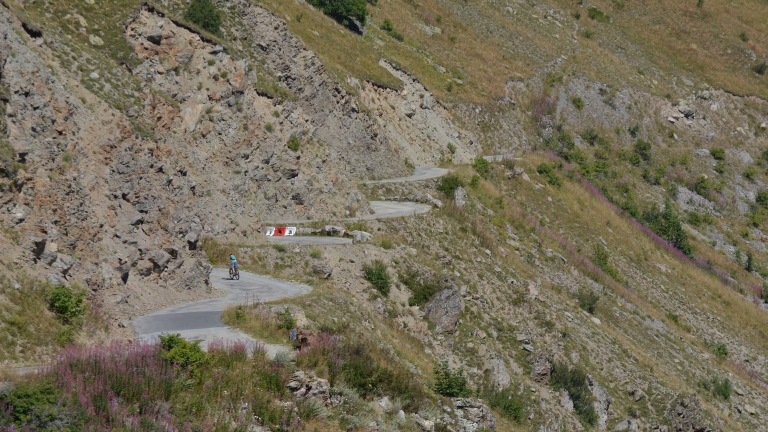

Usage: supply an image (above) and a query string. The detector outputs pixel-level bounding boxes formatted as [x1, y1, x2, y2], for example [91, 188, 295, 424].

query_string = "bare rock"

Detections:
[424, 288, 463, 333]
[146, 29, 163, 44]
[149, 250, 172, 273]
[312, 261, 333, 279]
[454, 186, 467, 208]
[666, 395, 709, 432]
[452, 398, 496, 431]
[588, 375, 611, 430]
[527, 353, 552, 383]
[136, 259, 154, 277]
[348, 230, 372, 243]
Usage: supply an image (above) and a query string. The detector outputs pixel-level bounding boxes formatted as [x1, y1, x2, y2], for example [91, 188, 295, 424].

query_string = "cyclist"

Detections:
[229, 253, 238, 273]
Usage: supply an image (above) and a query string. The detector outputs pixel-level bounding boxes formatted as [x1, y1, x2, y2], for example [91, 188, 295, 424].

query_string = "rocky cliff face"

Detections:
[0, 0, 475, 327]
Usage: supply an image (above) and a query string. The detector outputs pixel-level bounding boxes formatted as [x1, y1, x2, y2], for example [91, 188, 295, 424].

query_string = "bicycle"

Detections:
[229, 265, 240, 280]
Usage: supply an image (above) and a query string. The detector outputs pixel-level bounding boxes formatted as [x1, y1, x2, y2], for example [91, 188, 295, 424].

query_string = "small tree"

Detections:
[185, 0, 223, 35]
[47, 285, 87, 324]
[433, 361, 471, 397]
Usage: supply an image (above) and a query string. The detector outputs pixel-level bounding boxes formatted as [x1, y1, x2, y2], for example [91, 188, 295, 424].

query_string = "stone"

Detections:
[181, 104, 204, 133]
[678, 102, 696, 118]
[52, 254, 76, 276]
[744, 404, 756, 415]
[118, 320, 129, 328]
[528, 353, 552, 383]
[287, 380, 303, 392]
[136, 260, 154, 277]
[176, 52, 194, 64]
[396, 410, 406, 421]
[560, 390, 574, 411]
[146, 29, 163, 45]
[12, 283, 21, 290]
[89, 72, 100, 79]
[588, 375, 611, 430]
[452, 398, 496, 431]
[666, 395, 708, 431]
[377, 396, 393, 412]
[149, 250, 172, 273]
[312, 261, 333, 279]
[88, 34, 104, 45]
[614, 418, 640, 431]
[761, 122, 767, 130]
[694, 148, 710, 157]
[323, 226, 345, 236]
[413, 415, 434, 432]
[47, 273, 67, 286]
[454, 186, 467, 208]
[209, 45, 224, 54]
[424, 288, 463, 333]
[348, 230, 372, 243]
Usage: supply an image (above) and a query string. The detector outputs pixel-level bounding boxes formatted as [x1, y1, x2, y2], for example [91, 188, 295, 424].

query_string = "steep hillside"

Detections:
[0, 0, 768, 430]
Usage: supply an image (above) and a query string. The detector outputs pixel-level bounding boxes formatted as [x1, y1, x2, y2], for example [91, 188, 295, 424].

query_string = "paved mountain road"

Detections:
[131, 269, 311, 358]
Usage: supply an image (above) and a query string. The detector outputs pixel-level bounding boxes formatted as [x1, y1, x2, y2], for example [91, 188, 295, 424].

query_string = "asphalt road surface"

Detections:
[131, 268, 311, 358]
[365, 166, 449, 184]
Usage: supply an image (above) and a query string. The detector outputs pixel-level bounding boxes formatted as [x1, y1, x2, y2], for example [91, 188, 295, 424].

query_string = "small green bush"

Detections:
[437, 174, 463, 197]
[379, 238, 394, 249]
[739, 31, 749, 42]
[587, 6, 610, 22]
[287, 134, 301, 152]
[713, 343, 729, 359]
[2, 381, 62, 425]
[308, 0, 368, 28]
[575, 287, 600, 314]
[47, 285, 87, 325]
[536, 163, 562, 187]
[633, 140, 652, 163]
[484, 387, 525, 422]
[710, 147, 725, 161]
[582, 29, 595, 39]
[628, 124, 639, 138]
[264, 123, 274, 133]
[550, 362, 597, 426]
[571, 96, 585, 110]
[276, 308, 296, 330]
[381, 19, 404, 41]
[184, 0, 222, 35]
[433, 361, 471, 397]
[699, 375, 731, 400]
[159, 333, 209, 370]
[746, 251, 755, 272]
[641, 201, 693, 257]
[473, 157, 491, 177]
[757, 190, 768, 208]
[592, 245, 622, 282]
[364, 260, 391, 296]
[310, 248, 322, 259]
[447, 143, 457, 154]
[272, 243, 287, 252]
[754, 61, 767, 76]
[400, 268, 439, 306]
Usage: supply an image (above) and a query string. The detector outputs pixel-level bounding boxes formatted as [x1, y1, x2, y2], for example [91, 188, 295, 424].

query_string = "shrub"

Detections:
[582, 29, 595, 39]
[470, 174, 480, 188]
[628, 124, 639, 138]
[159, 333, 209, 370]
[710, 147, 725, 161]
[757, 190, 768, 208]
[381, 19, 404, 41]
[264, 122, 274, 133]
[184, 0, 222, 35]
[473, 157, 491, 177]
[571, 96, 585, 110]
[592, 245, 621, 282]
[739, 31, 749, 42]
[546, 129, 575, 157]
[276, 308, 296, 330]
[272, 243, 287, 252]
[700, 375, 731, 400]
[400, 268, 439, 306]
[536, 163, 562, 187]
[550, 362, 597, 426]
[744, 165, 758, 181]
[310, 248, 322, 259]
[287, 134, 300, 152]
[379, 238, 394, 249]
[447, 143, 457, 154]
[308, 0, 368, 28]
[0, 140, 23, 178]
[2, 381, 62, 425]
[641, 201, 693, 257]
[633, 140, 652, 163]
[587, 6, 610, 22]
[484, 387, 525, 422]
[746, 251, 755, 272]
[713, 342, 729, 359]
[575, 287, 600, 314]
[433, 361, 471, 397]
[437, 174, 463, 197]
[754, 61, 767, 76]
[364, 260, 391, 296]
[46, 285, 87, 325]
[691, 176, 712, 200]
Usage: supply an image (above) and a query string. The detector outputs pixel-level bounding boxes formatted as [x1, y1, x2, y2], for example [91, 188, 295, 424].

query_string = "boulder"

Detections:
[424, 288, 462, 333]
[588, 375, 611, 430]
[678, 102, 696, 118]
[136, 259, 154, 277]
[51, 254, 76, 276]
[666, 395, 709, 432]
[452, 398, 496, 431]
[146, 29, 163, 44]
[454, 186, 467, 208]
[527, 353, 552, 383]
[312, 261, 333, 279]
[176, 51, 193, 63]
[149, 250, 172, 273]
[348, 230, 372, 243]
